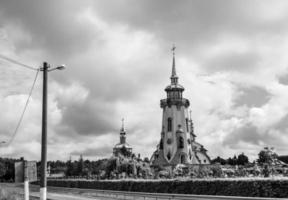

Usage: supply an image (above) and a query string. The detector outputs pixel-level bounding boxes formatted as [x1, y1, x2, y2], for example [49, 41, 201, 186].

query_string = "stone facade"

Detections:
[151, 49, 210, 166]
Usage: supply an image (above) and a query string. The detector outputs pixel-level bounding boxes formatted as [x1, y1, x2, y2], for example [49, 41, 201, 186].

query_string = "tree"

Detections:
[120, 146, 131, 157]
[227, 155, 237, 165]
[105, 158, 117, 177]
[237, 153, 249, 165]
[143, 157, 150, 163]
[66, 160, 74, 176]
[258, 147, 278, 165]
[77, 155, 84, 176]
[0, 162, 6, 178]
[211, 156, 226, 165]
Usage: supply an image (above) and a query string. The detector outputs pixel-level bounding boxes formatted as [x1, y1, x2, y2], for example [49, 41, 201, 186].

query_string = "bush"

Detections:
[45, 178, 288, 198]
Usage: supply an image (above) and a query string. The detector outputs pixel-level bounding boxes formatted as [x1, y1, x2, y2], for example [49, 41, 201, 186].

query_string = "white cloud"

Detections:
[2, 0, 288, 161]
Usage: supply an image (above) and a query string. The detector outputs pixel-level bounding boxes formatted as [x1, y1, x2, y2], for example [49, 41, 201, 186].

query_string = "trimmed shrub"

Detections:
[44, 178, 288, 198]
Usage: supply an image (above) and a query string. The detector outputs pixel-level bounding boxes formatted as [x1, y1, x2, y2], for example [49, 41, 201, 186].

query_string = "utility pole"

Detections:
[39, 62, 65, 200]
[40, 62, 48, 200]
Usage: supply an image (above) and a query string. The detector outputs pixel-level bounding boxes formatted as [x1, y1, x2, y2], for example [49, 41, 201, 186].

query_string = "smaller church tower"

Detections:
[113, 119, 132, 157]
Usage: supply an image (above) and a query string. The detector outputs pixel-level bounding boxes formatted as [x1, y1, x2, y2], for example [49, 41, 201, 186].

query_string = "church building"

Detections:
[113, 119, 132, 157]
[151, 47, 211, 166]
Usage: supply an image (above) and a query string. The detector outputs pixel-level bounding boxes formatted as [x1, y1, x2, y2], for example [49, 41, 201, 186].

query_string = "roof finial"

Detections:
[170, 44, 178, 84]
[121, 118, 125, 131]
[171, 44, 176, 77]
[172, 44, 176, 55]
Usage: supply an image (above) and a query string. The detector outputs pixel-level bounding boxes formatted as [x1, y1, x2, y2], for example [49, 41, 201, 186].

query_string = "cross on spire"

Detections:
[172, 44, 176, 55]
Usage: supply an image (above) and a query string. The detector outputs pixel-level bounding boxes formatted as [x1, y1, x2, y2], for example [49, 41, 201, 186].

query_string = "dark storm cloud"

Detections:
[234, 86, 270, 107]
[0, 0, 98, 59]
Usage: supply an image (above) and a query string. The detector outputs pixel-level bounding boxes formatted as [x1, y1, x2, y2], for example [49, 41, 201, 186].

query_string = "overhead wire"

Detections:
[5, 68, 40, 146]
[0, 55, 40, 146]
[0, 54, 38, 71]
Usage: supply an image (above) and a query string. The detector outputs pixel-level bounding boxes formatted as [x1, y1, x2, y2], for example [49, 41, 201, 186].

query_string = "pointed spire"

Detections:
[121, 118, 125, 131]
[170, 44, 178, 85]
[172, 45, 176, 76]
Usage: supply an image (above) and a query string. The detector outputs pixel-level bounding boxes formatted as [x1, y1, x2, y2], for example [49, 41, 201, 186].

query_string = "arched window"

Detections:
[178, 137, 184, 149]
[167, 118, 172, 132]
[167, 152, 171, 160]
[159, 139, 163, 150]
[180, 155, 185, 164]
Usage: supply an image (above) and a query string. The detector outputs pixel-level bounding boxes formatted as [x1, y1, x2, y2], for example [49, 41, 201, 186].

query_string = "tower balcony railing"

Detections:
[160, 98, 190, 108]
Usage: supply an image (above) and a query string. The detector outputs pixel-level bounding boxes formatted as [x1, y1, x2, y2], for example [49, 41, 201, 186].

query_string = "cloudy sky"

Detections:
[1, 0, 288, 161]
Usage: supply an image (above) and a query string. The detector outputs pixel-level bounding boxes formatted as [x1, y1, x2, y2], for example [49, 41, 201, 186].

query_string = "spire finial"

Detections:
[189, 110, 192, 121]
[172, 44, 176, 55]
[171, 44, 176, 77]
[121, 118, 125, 131]
[170, 44, 178, 84]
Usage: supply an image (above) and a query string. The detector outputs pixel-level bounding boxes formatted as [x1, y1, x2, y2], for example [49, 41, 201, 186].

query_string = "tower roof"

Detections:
[165, 45, 184, 91]
[170, 45, 179, 85]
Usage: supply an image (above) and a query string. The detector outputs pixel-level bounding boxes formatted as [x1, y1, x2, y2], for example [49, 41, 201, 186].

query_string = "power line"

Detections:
[0, 54, 38, 71]
[5, 69, 40, 146]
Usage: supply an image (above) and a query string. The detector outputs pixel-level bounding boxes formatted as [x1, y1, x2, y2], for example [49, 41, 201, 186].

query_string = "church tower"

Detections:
[151, 46, 210, 166]
[113, 119, 132, 157]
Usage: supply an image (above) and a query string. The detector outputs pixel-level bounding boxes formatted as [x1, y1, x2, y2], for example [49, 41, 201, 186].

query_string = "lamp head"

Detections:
[56, 64, 66, 70]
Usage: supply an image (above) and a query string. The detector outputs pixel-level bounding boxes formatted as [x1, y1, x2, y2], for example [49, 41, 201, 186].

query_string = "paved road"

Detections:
[1, 183, 287, 200]
[0, 183, 105, 200]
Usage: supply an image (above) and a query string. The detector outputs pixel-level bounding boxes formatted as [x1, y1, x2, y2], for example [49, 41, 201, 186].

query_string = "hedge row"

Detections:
[45, 179, 288, 198]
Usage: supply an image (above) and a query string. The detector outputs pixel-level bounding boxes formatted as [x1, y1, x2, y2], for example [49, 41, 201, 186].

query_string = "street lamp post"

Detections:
[40, 62, 48, 200]
[40, 62, 65, 200]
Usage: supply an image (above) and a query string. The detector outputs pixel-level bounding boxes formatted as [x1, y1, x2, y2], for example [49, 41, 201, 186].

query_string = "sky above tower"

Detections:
[1, 0, 288, 161]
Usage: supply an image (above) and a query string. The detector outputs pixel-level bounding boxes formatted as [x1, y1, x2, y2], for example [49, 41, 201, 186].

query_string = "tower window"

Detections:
[167, 152, 171, 160]
[167, 118, 172, 132]
[159, 139, 163, 150]
[178, 137, 184, 149]
[186, 118, 189, 132]
[180, 155, 185, 164]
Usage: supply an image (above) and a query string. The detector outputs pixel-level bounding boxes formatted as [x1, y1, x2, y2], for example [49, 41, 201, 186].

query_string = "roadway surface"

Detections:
[1, 183, 287, 200]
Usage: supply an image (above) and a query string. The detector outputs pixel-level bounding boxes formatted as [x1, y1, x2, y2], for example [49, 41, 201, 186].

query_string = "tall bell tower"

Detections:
[151, 46, 210, 166]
